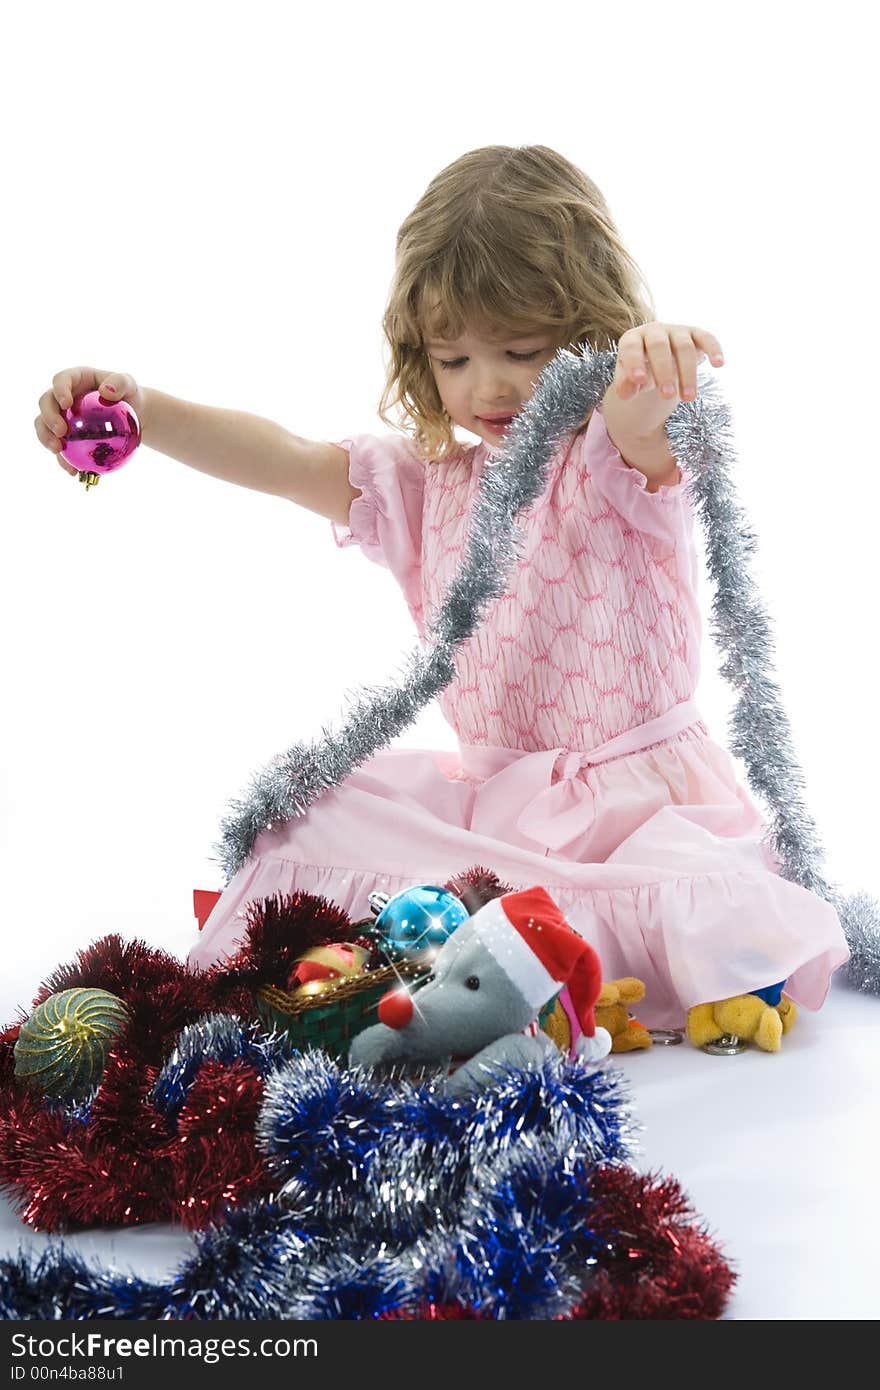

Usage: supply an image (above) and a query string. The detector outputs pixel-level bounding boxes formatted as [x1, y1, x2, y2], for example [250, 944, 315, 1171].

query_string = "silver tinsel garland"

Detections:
[210, 343, 878, 995]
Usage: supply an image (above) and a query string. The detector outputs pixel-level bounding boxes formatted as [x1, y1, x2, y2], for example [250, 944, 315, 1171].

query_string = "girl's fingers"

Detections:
[98, 373, 131, 399]
[35, 416, 76, 471]
[40, 366, 119, 437]
[38, 389, 67, 435]
[35, 416, 61, 450]
[670, 332, 700, 399]
[51, 369, 81, 411]
[691, 328, 725, 365]
[642, 326, 679, 398]
[618, 330, 651, 390]
[37, 391, 61, 433]
[613, 361, 636, 395]
[51, 365, 106, 411]
[617, 325, 724, 401]
[644, 327, 725, 401]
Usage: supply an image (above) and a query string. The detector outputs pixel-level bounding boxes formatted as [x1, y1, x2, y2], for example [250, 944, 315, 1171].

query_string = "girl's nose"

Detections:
[477, 373, 514, 400]
[378, 988, 414, 1029]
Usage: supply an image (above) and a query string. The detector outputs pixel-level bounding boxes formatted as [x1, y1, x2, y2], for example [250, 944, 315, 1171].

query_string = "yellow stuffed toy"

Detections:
[685, 992, 798, 1053]
[594, 977, 653, 1053]
[537, 975, 651, 1055]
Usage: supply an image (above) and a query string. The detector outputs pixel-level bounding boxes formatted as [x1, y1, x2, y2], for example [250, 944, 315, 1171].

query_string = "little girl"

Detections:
[36, 144, 849, 1034]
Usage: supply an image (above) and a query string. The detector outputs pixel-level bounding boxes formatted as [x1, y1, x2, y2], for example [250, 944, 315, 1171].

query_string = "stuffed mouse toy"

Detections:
[348, 885, 612, 1095]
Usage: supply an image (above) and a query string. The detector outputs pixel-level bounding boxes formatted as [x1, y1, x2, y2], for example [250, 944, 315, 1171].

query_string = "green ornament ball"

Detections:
[13, 987, 130, 1100]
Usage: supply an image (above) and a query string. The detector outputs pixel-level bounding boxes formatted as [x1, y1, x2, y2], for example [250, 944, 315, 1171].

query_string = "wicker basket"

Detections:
[257, 957, 431, 1061]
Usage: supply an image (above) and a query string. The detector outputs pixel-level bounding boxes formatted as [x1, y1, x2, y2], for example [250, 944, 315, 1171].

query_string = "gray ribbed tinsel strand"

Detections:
[210, 342, 879, 995]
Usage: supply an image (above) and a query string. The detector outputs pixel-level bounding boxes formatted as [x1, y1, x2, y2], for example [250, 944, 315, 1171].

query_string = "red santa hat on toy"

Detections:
[471, 885, 610, 1059]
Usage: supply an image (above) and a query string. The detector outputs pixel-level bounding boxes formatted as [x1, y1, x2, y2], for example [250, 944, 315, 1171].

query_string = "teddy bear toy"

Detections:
[686, 987, 798, 1053]
[594, 977, 653, 1052]
[348, 885, 613, 1096]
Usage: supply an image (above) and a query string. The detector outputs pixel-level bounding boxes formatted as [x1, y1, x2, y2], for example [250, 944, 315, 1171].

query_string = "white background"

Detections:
[2, 0, 878, 1320]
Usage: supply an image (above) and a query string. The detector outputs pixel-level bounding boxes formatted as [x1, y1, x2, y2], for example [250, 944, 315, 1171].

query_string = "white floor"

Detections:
[1, 979, 877, 1320]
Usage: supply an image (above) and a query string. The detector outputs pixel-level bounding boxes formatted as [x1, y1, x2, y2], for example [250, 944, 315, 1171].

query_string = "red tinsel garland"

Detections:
[168, 1060, 271, 1225]
[0, 869, 733, 1321]
[0, 871, 510, 1232]
[0, 872, 734, 1317]
[567, 1166, 735, 1319]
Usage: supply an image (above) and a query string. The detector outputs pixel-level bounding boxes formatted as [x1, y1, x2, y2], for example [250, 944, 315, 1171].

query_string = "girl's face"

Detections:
[423, 322, 561, 450]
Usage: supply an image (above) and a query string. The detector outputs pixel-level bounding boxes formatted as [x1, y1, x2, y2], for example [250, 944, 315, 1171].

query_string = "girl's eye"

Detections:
[437, 350, 542, 371]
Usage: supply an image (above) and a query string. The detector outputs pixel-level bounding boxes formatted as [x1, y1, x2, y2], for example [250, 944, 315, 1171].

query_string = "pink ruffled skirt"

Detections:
[187, 703, 849, 1029]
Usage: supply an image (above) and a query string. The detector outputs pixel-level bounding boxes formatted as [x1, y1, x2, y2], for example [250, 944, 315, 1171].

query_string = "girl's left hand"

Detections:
[603, 322, 725, 436]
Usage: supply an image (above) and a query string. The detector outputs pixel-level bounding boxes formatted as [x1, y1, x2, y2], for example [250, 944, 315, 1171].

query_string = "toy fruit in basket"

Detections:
[287, 942, 371, 997]
[256, 949, 430, 1062]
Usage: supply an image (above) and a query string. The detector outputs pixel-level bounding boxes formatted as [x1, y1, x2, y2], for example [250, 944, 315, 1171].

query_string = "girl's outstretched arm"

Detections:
[139, 387, 359, 522]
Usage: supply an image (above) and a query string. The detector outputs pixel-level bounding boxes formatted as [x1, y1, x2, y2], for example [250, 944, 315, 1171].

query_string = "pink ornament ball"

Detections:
[60, 389, 140, 487]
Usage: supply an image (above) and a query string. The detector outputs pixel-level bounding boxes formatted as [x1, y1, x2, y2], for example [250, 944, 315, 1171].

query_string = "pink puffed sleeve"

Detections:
[582, 403, 695, 543]
[329, 432, 426, 627]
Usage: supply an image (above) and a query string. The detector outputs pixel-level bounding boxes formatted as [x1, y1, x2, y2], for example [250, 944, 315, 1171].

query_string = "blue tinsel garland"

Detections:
[0, 1045, 635, 1320]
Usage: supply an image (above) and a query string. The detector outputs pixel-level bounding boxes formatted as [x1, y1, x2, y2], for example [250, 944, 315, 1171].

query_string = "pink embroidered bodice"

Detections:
[331, 404, 703, 755]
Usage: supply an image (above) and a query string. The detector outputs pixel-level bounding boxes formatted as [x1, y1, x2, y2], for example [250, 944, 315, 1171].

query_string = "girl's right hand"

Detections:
[34, 367, 146, 477]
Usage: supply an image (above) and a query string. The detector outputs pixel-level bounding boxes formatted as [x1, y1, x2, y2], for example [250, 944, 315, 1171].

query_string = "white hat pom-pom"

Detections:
[574, 1026, 612, 1064]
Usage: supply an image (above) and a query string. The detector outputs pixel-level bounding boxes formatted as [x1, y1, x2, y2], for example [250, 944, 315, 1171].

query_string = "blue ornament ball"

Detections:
[13, 988, 129, 1100]
[371, 884, 469, 956]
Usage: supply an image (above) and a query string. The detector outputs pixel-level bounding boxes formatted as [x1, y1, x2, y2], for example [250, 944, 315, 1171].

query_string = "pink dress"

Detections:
[188, 406, 849, 1028]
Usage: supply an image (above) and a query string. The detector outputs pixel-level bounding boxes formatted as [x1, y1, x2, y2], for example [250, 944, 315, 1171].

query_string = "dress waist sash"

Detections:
[455, 698, 704, 854]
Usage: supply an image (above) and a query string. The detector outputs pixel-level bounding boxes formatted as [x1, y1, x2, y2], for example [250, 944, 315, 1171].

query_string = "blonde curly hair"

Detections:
[377, 144, 657, 462]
